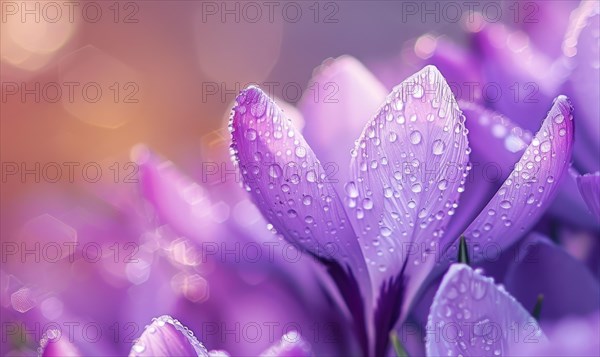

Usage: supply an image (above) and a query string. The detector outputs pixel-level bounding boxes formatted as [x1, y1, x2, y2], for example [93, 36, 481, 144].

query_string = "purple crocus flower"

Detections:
[229, 63, 574, 355]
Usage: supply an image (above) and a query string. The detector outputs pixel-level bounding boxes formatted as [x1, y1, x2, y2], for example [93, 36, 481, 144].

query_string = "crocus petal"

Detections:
[260, 331, 312, 357]
[563, 1, 600, 172]
[130, 315, 208, 357]
[513, 312, 600, 357]
[443, 100, 532, 241]
[505, 233, 600, 321]
[135, 145, 218, 240]
[230, 86, 371, 353]
[39, 329, 80, 357]
[460, 96, 574, 261]
[347, 65, 470, 354]
[576, 172, 600, 217]
[426, 264, 545, 357]
[298, 56, 387, 188]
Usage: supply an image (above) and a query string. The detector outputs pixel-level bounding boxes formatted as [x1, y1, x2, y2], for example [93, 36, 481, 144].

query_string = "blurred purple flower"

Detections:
[576, 172, 600, 218]
[513, 312, 600, 356]
[371, 0, 600, 228]
[229, 61, 574, 355]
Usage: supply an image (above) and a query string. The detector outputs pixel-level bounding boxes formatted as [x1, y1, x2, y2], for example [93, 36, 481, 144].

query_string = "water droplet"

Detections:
[540, 141, 551, 153]
[362, 198, 374, 210]
[380, 226, 392, 237]
[384, 187, 393, 198]
[526, 194, 535, 204]
[432, 139, 446, 155]
[393, 99, 404, 111]
[499, 200, 511, 209]
[410, 130, 422, 144]
[295, 146, 307, 158]
[413, 84, 424, 98]
[132, 344, 146, 353]
[470, 280, 487, 300]
[269, 164, 282, 178]
[554, 114, 564, 123]
[411, 183, 422, 193]
[345, 181, 359, 198]
[287, 209, 297, 218]
[438, 179, 448, 190]
[304, 215, 314, 224]
[389, 131, 398, 143]
[245, 129, 257, 141]
[306, 170, 317, 183]
[303, 195, 312, 206]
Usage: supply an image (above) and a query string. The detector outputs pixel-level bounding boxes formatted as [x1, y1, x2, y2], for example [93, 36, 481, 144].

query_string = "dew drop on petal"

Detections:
[411, 183, 422, 193]
[499, 200, 512, 209]
[245, 129, 257, 141]
[410, 130, 422, 144]
[432, 139, 446, 155]
[380, 226, 392, 237]
[345, 181, 359, 198]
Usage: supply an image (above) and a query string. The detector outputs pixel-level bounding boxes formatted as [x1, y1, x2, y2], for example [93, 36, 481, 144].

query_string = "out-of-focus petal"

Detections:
[514, 312, 600, 357]
[519, 1, 579, 58]
[347, 65, 469, 354]
[426, 264, 545, 356]
[549, 168, 600, 228]
[39, 329, 80, 357]
[230, 86, 371, 353]
[135, 145, 218, 240]
[505, 233, 600, 321]
[458, 96, 574, 262]
[298, 56, 387, 188]
[129, 315, 208, 357]
[471, 21, 568, 132]
[260, 331, 312, 357]
[563, 1, 600, 172]
[422, 36, 485, 103]
[576, 172, 600, 218]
